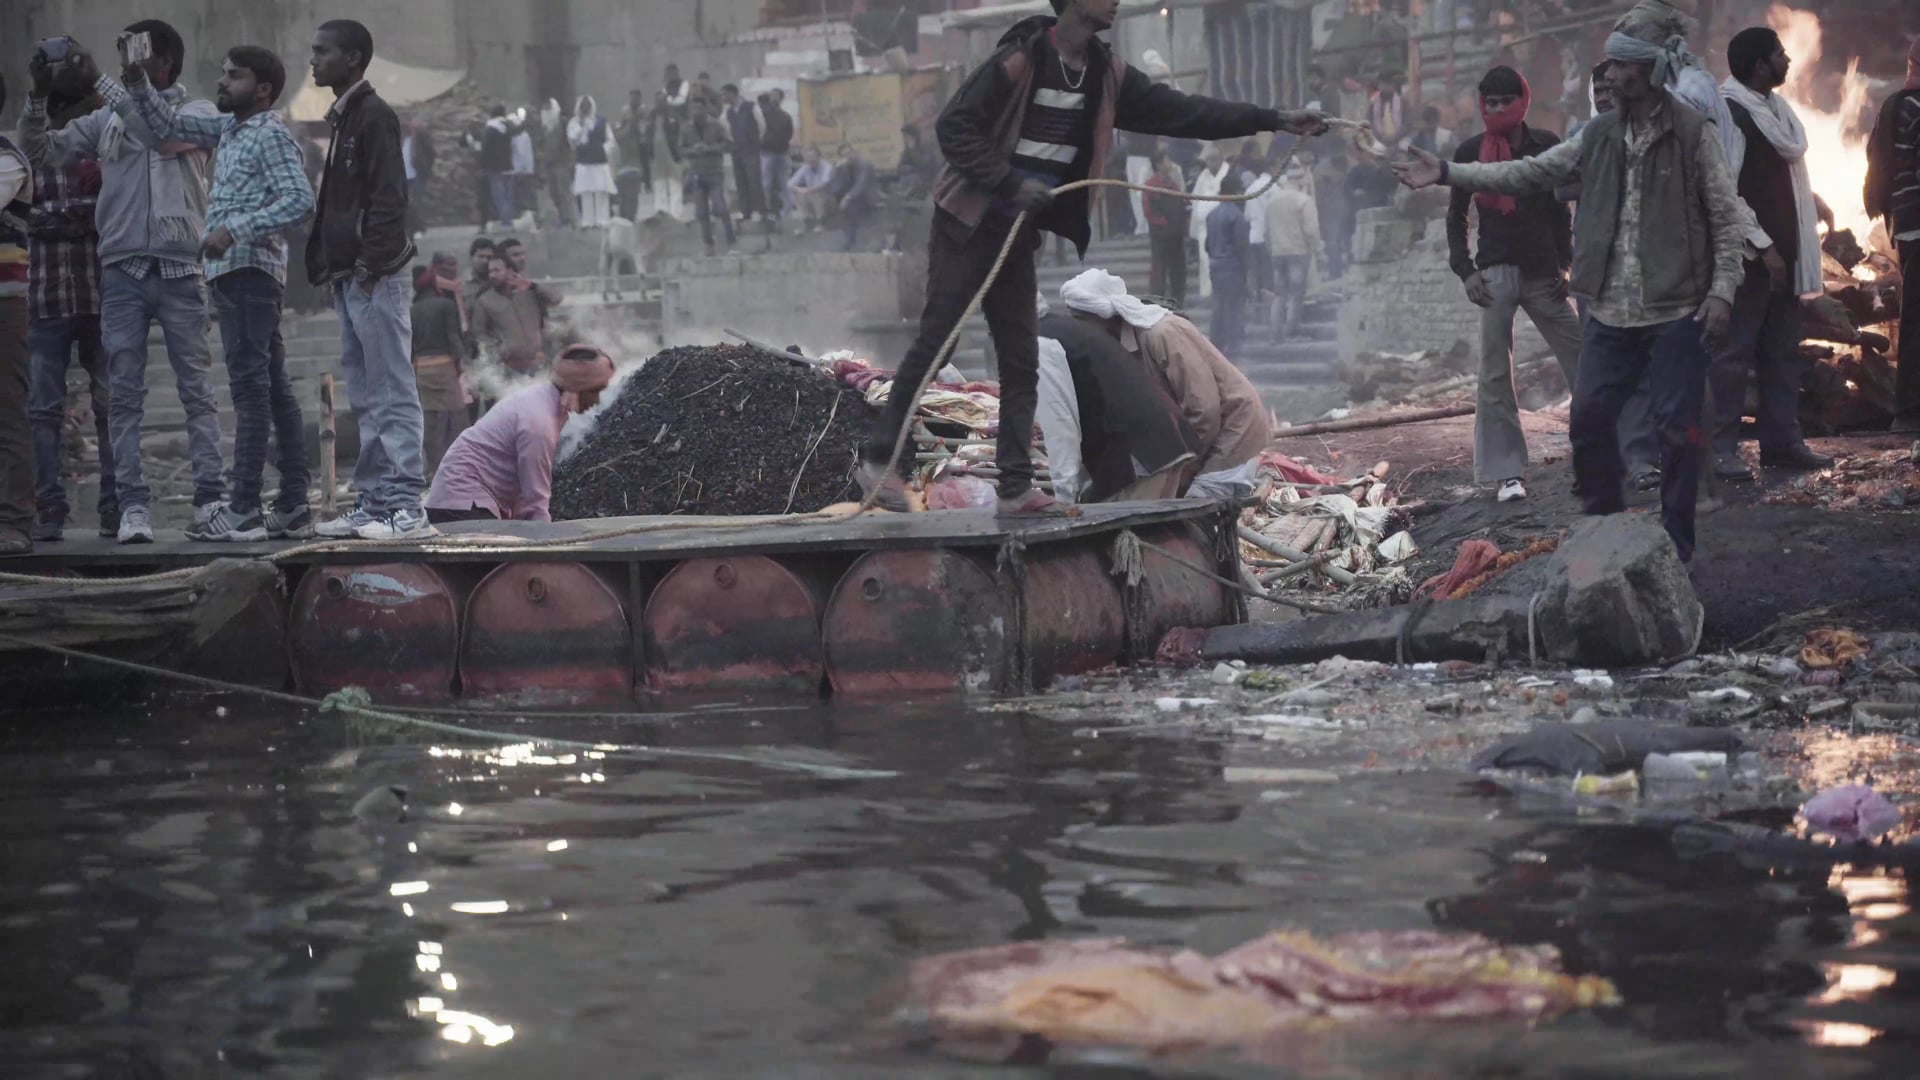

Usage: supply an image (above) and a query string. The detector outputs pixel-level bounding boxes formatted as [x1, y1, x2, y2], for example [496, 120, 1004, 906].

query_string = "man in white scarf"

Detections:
[1189, 149, 1228, 298]
[1059, 269, 1270, 499]
[1705, 27, 1833, 477]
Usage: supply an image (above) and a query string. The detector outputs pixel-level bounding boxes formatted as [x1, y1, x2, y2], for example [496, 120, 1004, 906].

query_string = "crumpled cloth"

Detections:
[900, 930, 1618, 1054]
[1412, 539, 1501, 602]
[924, 474, 995, 510]
[1059, 268, 1170, 330]
[1257, 450, 1340, 487]
[1471, 721, 1745, 777]
[1800, 628, 1871, 670]
[1801, 785, 1904, 843]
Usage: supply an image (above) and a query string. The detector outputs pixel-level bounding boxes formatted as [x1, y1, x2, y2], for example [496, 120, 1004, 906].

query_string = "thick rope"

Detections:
[0, 631, 896, 781]
[858, 122, 1370, 512]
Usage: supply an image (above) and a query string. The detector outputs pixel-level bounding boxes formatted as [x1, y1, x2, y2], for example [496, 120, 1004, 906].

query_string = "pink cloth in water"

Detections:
[1801, 785, 1904, 842]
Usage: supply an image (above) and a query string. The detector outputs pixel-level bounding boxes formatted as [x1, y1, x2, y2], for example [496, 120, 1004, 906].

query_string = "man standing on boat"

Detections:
[857, 0, 1327, 515]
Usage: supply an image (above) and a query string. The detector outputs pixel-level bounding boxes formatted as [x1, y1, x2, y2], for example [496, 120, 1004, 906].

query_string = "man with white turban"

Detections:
[1034, 291, 1201, 503]
[1058, 269, 1271, 499]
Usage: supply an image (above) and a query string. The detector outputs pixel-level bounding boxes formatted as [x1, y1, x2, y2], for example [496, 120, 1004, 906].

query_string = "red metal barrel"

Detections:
[185, 582, 290, 689]
[1129, 523, 1238, 657]
[822, 549, 1010, 696]
[289, 563, 459, 702]
[642, 556, 826, 697]
[462, 562, 632, 706]
[1021, 545, 1128, 685]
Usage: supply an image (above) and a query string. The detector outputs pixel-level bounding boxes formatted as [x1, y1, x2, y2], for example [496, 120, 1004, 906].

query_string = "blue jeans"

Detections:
[687, 172, 734, 249]
[212, 270, 310, 516]
[760, 152, 789, 216]
[488, 172, 515, 224]
[1572, 316, 1710, 562]
[333, 275, 425, 513]
[27, 313, 117, 524]
[100, 266, 226, 510]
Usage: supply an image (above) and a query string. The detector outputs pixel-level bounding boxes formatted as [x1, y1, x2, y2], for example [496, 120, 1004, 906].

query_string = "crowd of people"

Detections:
[0, 17, 620, 554]
[1, 0, 1915, 557]
[1388, 0, 1919, 563]
[447, 64, 919, 256]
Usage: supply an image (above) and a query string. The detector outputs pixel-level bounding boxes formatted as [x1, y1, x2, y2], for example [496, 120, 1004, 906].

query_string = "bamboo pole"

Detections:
[1270, 404, 1474, 440]
[320, 374, 338, 519]
[1237, 524, 1357, 586]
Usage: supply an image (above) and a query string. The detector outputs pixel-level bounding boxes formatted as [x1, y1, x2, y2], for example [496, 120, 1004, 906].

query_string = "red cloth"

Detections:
[1257, 451, 1341, 488]
[1474, 75, 1532, 217]
[1908, 37, 1920, 90]
[1412, 540, 1501, 602]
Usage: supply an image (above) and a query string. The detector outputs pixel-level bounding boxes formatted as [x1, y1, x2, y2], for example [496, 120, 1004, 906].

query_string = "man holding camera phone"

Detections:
[17, 21, 229, 545]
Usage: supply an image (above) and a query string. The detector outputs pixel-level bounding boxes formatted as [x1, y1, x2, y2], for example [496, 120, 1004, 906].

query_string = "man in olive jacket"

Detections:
[858, 0, 1326, 515]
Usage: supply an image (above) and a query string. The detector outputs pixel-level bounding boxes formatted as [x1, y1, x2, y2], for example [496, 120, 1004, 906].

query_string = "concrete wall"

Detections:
[1339, 206, 1552, 365]
[659, 252, 923, 361]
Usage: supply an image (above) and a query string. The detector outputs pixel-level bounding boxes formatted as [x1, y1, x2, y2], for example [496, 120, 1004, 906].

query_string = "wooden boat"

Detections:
[0, 558, 281, 670]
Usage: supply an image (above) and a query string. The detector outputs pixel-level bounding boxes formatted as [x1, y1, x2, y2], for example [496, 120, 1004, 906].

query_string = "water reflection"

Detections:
[0, 701, 1912, 1075]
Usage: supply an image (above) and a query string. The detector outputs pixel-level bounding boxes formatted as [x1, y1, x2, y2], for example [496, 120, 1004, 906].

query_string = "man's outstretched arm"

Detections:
[1114, 67, 1327, 140]
[1395, 132, 1584, 197]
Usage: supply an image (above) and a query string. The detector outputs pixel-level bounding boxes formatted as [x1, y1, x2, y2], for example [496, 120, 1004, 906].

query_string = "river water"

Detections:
[2, 697, 1913, 1077]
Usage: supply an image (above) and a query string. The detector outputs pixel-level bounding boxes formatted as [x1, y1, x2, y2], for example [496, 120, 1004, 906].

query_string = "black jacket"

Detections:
[761, 106, 794, 155]
[934, 15, 1282, 254]
[1446, 124, 1573, 282]
[306, 82, 416, 286]
[1726, 99, 1801, 266]
[1037, 313, 1199, 500]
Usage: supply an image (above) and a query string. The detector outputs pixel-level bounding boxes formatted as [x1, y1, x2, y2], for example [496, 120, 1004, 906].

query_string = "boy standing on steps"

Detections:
[857, 0, 1326, 515]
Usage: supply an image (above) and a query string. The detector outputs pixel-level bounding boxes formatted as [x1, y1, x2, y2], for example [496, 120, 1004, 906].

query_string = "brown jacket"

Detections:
[1125, 315, 1271, 475]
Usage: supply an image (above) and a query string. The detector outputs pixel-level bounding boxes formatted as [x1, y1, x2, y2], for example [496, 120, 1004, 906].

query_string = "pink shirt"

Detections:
[426, 382, 567, 521]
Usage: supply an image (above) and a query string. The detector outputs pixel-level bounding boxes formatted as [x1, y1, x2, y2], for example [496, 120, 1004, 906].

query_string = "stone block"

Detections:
[1536, 514, 1703, 667]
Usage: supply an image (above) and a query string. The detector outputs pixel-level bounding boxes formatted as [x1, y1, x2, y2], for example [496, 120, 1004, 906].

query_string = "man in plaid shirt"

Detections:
[114, 45, 316, 541]
[25, 85, 117, 543]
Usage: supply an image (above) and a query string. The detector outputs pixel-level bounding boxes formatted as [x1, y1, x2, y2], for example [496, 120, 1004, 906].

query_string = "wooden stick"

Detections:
[1257, 550, 1344, 586]
[1270, 404, 1475, 440]
[319, 374, 338, 519]
[1238, 524, 1357, 586]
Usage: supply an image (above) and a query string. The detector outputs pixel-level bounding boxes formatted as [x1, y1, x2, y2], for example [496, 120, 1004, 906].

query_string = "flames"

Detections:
[1767, 5, 1877, 242]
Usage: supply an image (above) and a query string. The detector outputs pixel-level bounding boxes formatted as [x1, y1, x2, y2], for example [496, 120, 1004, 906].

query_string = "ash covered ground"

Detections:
[551, 344, 875, 519]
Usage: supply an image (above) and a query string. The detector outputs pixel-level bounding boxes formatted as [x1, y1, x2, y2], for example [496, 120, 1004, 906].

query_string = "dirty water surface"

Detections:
[1, 696, 1913, 1078]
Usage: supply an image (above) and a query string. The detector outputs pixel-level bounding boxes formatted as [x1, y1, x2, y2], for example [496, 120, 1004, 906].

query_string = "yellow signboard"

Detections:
[797, 69, 955, 165]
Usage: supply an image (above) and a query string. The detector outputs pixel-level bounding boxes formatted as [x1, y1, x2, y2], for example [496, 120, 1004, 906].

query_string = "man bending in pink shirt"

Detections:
[424, 344, 614, 523]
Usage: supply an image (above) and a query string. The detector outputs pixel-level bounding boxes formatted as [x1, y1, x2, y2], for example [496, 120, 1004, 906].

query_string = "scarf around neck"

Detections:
[1720, 77, 1822, 297]
[1476, 74, 1532, 216]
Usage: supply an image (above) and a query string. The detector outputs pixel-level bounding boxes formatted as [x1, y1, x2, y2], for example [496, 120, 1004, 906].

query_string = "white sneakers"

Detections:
[116, 506, 155, 544]
[1496, 478, 1528, 503]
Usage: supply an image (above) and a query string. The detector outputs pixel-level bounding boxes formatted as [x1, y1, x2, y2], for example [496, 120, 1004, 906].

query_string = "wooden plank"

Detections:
[0, 499, 1236, 574]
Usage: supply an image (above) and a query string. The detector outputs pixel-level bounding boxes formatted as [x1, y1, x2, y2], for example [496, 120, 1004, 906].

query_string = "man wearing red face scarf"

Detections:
[1445, 66, 1582, 504]
[1866, 36, 1920, 433]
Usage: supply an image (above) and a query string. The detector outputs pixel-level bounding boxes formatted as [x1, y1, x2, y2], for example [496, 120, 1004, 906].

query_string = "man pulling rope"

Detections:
[857, 0, 1329, 516]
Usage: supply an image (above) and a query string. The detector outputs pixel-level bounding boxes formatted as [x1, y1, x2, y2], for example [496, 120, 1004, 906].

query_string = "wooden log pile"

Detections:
[1798, 229, 1905, 431]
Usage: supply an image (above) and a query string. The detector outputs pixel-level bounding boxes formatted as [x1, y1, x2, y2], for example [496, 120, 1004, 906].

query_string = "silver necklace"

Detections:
[1058, 48, 1086, 91]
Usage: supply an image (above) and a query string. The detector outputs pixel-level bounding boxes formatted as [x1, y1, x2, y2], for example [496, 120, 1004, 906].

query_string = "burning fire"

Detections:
[1768, 5, 1876, 241]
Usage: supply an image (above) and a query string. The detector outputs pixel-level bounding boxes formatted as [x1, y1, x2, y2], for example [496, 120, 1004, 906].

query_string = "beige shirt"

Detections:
[1448, 106, 1746, 329]
[1263, 186, 1323, 259]
[1124, 315, 1272, 474]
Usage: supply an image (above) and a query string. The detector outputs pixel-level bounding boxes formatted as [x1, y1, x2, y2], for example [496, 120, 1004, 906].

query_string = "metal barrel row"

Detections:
[195, 522, 1238, 706]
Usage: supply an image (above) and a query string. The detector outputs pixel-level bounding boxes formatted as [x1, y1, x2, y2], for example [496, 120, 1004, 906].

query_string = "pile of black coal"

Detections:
[551, 344, 874, 519]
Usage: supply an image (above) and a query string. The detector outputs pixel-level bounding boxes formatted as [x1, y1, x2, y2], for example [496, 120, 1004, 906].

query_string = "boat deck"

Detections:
[5, 500, 1245, 702]
[4, 500, 1229, 571]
